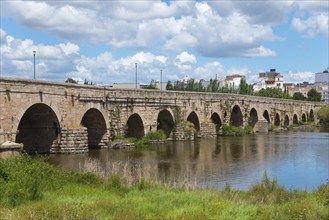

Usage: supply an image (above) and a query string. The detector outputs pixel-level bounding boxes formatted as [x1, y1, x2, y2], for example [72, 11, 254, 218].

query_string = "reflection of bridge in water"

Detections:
[0, 77, 324, 154]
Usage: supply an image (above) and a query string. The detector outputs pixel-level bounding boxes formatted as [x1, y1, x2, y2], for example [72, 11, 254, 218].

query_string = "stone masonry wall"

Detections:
[50, 127, 88, 154]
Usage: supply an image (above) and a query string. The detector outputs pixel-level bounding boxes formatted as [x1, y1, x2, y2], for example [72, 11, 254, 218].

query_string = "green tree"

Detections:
[65, 78, 77, 84]
[316, 106, 329, 126]
[292, 92, 306, 100]
[166, 81, 173, 90]
[238, 78, 253, 95]
[207, 78, 220, 93]
[307, 89, 322, 102]
[255, 88, 290, 99]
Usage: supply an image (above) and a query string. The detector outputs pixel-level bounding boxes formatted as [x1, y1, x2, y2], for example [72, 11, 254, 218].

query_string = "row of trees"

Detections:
[166, 78, 253, 95]
[165, 78, 322, 101]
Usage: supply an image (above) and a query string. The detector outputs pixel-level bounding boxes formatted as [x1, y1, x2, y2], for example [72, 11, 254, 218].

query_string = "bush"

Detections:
[0, 155, 60, 207]
[316, 106, 329, 126]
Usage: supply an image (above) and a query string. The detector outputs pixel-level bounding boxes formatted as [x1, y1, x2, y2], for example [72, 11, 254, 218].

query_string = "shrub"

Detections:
[316, 106, 329, 126]
[0, 155, 60, 207]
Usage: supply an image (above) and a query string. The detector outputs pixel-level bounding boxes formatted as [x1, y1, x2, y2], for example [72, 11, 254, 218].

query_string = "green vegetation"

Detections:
[220, 124, 254, 136]
[115, 130, 167, 148]
[307, 89, 322, 102]
[255, 87, 291, 99]
[316, 105, 329, 127]
[0, 156, 327, 219]
[292, 92, 306, 100]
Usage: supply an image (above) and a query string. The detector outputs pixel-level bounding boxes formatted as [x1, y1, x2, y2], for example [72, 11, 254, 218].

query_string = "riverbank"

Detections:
[0, 155, 328, 219]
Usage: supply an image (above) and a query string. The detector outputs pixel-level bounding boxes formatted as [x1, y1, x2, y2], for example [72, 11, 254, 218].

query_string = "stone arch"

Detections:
[230, 105, 243, 127]
[81, 108, 107, 148]
[187, 111, 200, 131]
[157, 109, 174, 137]
[310, 109, 314, 121]
[263, 110, 270, 124]
[293, 114, 299, 125]
[249, 108, 258, 128]
[284, 114, 290, 126]
[15, 103, 60, 154]
[211, 112, 222, 134]
[302, 113, 307, 122]
[126, 113, 145, 138]
[274, 113, 280, 126]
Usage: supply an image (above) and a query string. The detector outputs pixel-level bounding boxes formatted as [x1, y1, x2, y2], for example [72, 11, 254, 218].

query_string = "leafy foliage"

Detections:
[255, 87, 291, 99]
[292, 92, 306, 100]
[316, 105, 329, 126]
[307, 89, 322, 102]
[65, 78, 77, 84]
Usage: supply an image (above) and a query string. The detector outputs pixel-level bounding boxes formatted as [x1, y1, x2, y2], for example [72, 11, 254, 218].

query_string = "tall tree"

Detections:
[307, 89, 322, 102]
[293, 92, 306, 100]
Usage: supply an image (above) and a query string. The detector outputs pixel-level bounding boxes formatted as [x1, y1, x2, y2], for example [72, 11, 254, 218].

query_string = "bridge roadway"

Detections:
[0, 77, 325, 154]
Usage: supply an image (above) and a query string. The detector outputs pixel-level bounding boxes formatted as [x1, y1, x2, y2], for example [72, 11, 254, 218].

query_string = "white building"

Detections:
[315, 68, 329, 84]
[225, 75, 245, 89]
[253, 69, 284, 92]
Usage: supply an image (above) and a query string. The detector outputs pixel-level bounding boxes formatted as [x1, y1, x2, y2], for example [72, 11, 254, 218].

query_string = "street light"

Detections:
[135, 63, 138, 89]
[160, 69, 162, 90]
[33, 51, 36, 80]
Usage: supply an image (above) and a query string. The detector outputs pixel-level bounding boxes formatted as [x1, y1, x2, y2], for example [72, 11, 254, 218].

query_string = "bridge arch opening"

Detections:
[211, 112, 222, 135]
[263, 110, 270, 124]
[284, 115, 290, 126]
[293, 114, 299, 125]
[274, 113, 280, 126]
[249, 108, 258, 128]
[302, 113, 306, 123]
[310, 109, 314, 121]
[81, 108, 107, 149]
[16, 103, 60, 154]
[157, 109, 174, 138]
[187, 111, 200, 131]
[126, 113, 145, 138]
[230, 105, 243, 127]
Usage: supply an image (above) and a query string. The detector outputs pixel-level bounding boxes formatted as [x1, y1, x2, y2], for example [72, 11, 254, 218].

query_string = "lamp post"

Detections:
[33, 51, 36, 80]
[160, 69, 162, 90]
[135, 63, 138, 89]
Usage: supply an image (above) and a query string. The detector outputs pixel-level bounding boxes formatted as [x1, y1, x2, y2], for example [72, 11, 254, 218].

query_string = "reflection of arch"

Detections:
[274, 113, 280, 126]
[249, 108, 258, 128]
[293, 114, 298, 125]
[284, 115, 290, 126]
[302, 113, 306, 122]
[16, 103, 60, 154]
[187, 111, 200, 131]
[126, 113, 145, 138]
[81, 108, 107, 148]
[263, 110, 270, 124]
[230, 105, 243, 127]
[310, 109, 314, 121]
[211, 112, 222, 134]
[157, 109, 174, 137]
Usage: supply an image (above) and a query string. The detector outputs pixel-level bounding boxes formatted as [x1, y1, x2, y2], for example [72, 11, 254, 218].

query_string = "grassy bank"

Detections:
[0, 155, 328, 219]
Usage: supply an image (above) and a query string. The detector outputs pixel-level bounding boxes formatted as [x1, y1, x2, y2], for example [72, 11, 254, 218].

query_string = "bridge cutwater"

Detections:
[0, 77, 325, 154]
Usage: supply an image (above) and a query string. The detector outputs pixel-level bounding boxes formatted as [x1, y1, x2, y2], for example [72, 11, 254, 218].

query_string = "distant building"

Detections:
[225, 75, 245, 89]
[315, 68, 329, 85]
[253, 69, 284, 92]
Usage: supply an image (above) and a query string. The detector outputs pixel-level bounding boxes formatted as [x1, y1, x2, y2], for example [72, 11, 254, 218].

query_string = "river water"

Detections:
[48, 130, 329, 191]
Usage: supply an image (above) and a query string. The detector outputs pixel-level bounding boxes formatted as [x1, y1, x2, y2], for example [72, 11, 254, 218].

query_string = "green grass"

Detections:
[0, 156, 328, 219]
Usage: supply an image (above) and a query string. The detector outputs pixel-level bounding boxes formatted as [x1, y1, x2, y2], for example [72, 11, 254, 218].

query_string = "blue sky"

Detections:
[1, 0, 328, 84]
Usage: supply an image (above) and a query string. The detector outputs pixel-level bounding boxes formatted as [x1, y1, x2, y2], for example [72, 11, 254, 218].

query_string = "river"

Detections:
[48, 130, 329, 191]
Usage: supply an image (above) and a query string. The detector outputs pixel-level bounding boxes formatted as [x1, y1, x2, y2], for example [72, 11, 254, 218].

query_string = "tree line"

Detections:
[165, 78, 322, 101]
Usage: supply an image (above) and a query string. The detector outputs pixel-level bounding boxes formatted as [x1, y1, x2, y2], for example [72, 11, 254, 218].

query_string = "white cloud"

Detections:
[1, 0, 280, 58]
[244, 46, 277, 57]
[292, 13, 329, 37]
[284, 71, 315, 83]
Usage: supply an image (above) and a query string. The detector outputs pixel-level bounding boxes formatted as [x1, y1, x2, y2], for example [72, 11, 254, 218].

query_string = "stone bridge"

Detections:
[0, 77, 325, 154]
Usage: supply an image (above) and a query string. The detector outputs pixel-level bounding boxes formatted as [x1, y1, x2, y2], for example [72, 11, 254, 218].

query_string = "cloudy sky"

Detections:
[1, 0, 328, 84]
